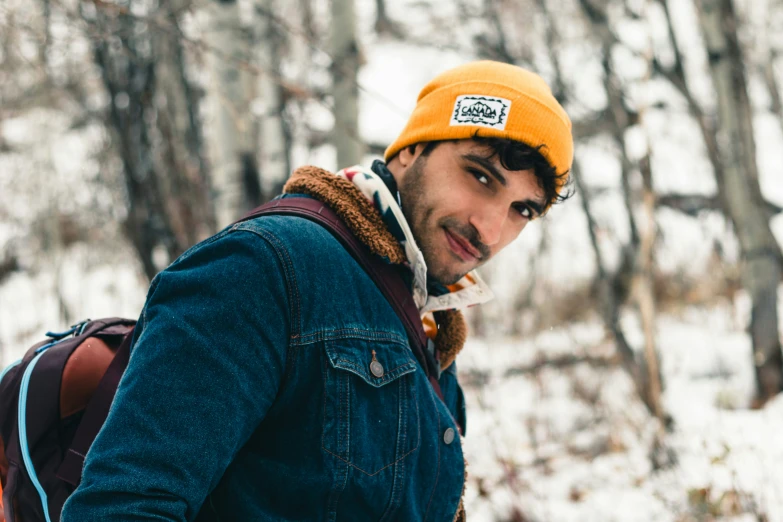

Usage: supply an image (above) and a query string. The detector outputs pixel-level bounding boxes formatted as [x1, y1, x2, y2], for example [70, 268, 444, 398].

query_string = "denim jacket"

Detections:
[61, 203, 468, 521]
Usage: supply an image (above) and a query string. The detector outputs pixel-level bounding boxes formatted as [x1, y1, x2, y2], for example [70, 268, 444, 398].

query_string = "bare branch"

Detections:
[373, 0, 404, 38]
[763, 51, 783, 131]
[504, 353, 619, 377]
[472, 0, 521, 65]
[0, 254, 19, 285]
[652, 0, 688, 85]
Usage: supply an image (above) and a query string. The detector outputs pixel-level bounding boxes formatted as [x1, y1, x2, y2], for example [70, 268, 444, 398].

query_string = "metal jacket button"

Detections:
[443, 427, 455, 445]
[370, 350, 384, 378]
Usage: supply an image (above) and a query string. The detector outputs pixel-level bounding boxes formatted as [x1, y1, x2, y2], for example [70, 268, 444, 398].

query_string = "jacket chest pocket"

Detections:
[321, 337, 420, 476]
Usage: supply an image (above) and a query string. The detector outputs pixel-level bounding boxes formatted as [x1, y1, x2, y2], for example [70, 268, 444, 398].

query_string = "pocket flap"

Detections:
[324, 338, 417, 387]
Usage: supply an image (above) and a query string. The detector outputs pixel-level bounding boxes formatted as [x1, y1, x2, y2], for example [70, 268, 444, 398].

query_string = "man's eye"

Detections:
[514, 205, 532, 219]
[470, 170, 490, 186]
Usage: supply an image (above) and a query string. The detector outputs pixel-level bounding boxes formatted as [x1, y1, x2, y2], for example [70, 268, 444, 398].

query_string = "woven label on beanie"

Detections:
[450, 94, 511, 130]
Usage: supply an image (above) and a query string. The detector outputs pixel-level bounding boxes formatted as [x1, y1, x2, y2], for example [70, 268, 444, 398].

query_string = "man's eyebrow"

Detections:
[463, 153, 547, 216]
[463, 154, 507, 186]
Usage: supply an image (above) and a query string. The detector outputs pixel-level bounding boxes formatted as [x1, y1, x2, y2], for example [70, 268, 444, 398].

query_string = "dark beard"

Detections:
[397, 155, 487, 286]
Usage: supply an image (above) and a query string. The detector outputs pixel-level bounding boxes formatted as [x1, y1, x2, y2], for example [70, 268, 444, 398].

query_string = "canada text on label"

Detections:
[450, 95, 511, 130]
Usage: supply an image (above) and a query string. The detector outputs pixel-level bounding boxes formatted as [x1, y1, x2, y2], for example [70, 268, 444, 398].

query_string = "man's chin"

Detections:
[421, 248, 473, 285]
[428, 267, 469, 287]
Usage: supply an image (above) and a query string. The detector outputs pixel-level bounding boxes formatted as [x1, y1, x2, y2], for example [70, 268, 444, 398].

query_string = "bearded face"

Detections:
[396, 141, 545, 286]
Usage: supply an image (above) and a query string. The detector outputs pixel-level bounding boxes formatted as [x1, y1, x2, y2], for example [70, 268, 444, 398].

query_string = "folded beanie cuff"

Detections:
[384, 61, 574, 188]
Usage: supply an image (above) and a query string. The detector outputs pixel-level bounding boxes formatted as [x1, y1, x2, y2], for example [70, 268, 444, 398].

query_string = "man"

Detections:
[61, 60, 572, 521]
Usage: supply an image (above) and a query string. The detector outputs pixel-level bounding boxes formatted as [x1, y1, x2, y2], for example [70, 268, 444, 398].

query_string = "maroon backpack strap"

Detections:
[239, 198, 443, 399]
[55, 198, 446, 489]
[57, 328, 134, 486]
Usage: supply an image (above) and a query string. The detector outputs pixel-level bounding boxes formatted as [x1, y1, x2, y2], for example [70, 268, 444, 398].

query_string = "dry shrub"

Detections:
[686, 486, 761, 519]
[504, 256, 743, 336]
[653, 256, 742, 314]
[513, 279, 599, 334]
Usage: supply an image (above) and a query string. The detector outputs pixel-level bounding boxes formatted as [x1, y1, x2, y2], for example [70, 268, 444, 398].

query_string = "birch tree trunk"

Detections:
[577, 0, 665, 420]
[330, 0, 364, 168]
[635, 4, 664, 424]
[374, 0, 402, 37]
[764, 57, 783, 141]
[88, 3, 215, 279]
[636, 155, 663, 420]
[695, 0, 783, 402]
[254, 0, 290, 201]
[91, 9, 173, 280]
[205, 0, 259, 228]
[759, 2, 783, 145]
[153, 4, 215, 243]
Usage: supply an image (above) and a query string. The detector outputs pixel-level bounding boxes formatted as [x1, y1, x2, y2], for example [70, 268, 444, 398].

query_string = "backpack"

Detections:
[0, 318, 136, 522]
[0, 197, 441, 522]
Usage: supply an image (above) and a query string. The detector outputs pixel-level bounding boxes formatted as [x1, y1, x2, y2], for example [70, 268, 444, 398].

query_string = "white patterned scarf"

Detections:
[335, 165, 494, 337]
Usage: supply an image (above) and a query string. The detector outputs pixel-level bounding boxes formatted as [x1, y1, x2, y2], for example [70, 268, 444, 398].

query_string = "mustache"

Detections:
[441, 218, 490, 260]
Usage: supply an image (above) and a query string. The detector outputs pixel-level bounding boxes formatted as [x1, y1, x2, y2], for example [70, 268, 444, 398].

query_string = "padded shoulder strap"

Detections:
[57, 330, 134, 487]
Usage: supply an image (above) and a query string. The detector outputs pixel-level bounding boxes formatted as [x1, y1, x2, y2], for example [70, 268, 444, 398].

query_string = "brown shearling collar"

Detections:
[284, 166, 406, 264]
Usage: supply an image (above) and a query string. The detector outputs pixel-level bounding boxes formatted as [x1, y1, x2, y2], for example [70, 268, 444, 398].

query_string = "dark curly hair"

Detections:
[420, 134, 573, 211]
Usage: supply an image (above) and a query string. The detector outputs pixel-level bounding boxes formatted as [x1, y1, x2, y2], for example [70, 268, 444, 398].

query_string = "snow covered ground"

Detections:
[459, 305, 783, 521]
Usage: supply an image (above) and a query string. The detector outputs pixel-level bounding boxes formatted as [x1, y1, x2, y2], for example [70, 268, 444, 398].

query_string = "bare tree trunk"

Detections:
[87, 3, 214, 279]
[374, 0, 402, 37]
[255, 0, 290, 201]
[474, 0, 517, 64]
[153, 5, 215, 242]
[634, 4, 664, 423]
[536, 0, 656, 416]
[46, 206, 73, 327]
[656, 194, 783, 217]
[330, 0, 363, 168]
[572, 162, 639, 374]
[206, 0, 259, 228]
[576, 0, 665, 420]
[39, 0, 51, 72]
[636, 155, 664, 420]
[654, 0, 728, 201]
[90, 9, 171, 280]
[695, 0, 783, 402]
[763, 55, 783, 142]
[299, 0, 318, 42]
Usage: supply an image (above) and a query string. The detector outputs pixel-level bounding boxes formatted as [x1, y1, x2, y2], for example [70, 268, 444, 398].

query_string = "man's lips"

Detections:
[444, 228, 481, 262]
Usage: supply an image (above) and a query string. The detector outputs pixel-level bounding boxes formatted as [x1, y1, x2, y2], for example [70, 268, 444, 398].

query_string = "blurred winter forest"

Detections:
[1, 0, 783, 520]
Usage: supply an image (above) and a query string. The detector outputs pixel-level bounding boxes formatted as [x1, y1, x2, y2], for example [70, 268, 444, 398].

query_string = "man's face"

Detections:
[397, 140, 546, 286]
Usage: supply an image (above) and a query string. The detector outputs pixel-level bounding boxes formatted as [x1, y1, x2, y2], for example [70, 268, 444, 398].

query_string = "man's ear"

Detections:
[398, 144, 420, 168]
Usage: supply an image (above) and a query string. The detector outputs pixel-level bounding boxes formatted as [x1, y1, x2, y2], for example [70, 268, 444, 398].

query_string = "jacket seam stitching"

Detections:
[332, 359, 415, 381]
[291, 330, 408, 347]
[423, 382, 442, 522]
[177, 228, 233, 263]
[229, 227, 301, 385]
[321, 442, 420, 477]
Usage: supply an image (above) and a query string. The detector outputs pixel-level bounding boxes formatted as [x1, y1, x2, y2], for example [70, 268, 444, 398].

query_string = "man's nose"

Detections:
[469, 206, 506, 247]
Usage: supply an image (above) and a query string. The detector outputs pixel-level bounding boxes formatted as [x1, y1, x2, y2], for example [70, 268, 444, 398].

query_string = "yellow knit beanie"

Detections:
[384, 61, 573, 188]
